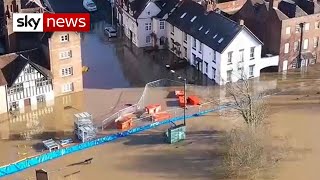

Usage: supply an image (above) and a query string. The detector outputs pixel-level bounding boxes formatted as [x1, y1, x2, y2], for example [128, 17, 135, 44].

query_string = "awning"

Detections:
[301, 52, 315, 60]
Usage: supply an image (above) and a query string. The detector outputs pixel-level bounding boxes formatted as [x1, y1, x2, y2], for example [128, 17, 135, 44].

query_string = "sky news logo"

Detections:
[13, 13, 90, 32]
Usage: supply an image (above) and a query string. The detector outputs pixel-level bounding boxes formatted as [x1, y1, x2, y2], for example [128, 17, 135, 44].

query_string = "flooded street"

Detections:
[1, 1, 320, 178]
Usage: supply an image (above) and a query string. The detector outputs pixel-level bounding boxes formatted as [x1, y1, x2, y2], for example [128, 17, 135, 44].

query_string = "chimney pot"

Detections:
[239, 19, 244, 26]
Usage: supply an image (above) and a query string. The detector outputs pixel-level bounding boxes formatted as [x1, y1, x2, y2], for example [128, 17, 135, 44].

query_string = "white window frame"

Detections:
[204, 61, 208, 73]
[145, 23, 151, 31]
[184, 32, 187, 42]
[61, 67, 73, 77]
[284, 43, 290, 53]
[314, 37, 319, 48]
[295, 25, 300, 33]
[192, 38, 196, 49]
[212, 67, 216, 79]
[60, 34, 69, 42]
[146, 35, 151, 44]
[227, 70, 232, 82]
[303, 39, 309, 50]
[199, 42, 202, 53]
[250, 47, 255, 59]
[249, 65, 255, 77]
[59, 50, 72, 60]
[62, 82, 74, 93]
[159, 20, 165, 30]
[184, 46, 187, 58]
[239, 49, 244, 62]
[304, 23, 310, 31]
[213, 50, 216, 63]
[285, 27, 291, 35]
[227, 51, 233, 64]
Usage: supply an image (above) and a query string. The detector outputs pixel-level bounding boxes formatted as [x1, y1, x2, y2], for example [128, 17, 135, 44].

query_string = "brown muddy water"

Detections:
[0, 64, 320, 179]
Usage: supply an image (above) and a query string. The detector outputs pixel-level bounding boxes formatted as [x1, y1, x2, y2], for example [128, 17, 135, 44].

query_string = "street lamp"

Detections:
[168, 66, 187, 126]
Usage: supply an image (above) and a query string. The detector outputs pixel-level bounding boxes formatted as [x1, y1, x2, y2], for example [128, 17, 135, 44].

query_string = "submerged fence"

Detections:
[0, 102, 233, 178]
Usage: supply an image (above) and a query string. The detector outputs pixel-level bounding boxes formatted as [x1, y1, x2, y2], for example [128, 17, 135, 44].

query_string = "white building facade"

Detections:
[0, 54, 54, 114]
[165, 0, 279, 85]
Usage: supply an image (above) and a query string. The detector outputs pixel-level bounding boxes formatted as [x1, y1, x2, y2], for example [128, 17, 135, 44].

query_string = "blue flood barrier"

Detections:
[0, 103, 232, 178]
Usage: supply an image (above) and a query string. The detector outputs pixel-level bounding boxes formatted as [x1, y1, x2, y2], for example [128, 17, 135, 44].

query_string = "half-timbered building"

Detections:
[0, 53, 54, 114]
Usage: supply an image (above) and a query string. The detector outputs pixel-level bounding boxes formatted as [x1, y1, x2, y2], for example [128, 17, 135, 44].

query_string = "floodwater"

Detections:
[1, 1, 320, 178]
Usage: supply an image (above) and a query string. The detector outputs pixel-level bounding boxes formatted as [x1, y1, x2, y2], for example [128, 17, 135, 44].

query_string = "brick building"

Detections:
[232, 0, 320, 71]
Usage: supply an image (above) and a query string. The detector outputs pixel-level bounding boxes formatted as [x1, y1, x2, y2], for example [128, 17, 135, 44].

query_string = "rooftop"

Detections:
[167, 0, 247, 53]
[41, 0, 87, 13]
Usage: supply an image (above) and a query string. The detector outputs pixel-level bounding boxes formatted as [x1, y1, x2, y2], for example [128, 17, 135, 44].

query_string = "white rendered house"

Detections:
[166, 0, 279, 85]
[116, 0, 180, 48]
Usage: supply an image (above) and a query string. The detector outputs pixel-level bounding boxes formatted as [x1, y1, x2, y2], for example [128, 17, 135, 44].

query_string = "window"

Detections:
[59, 50, 72, 60]
[9, 102, 19, 111]
[227, 51, 233, 64]
[37, 95, 45, 103]
[190, 16, 197, 22]
[171, 24, 174, 34]
[212, 67, 216, 79]
[24, 66, 34, 73]
[294, 41, 300, 52]
[250, 47, 255, 59]
[238, 66, 243, 75]
[145, 23, 151, 31]
[249, 65, 255, 77]
[213, 50, 216, 63]
[204, 61, 208, 73]
[159, 20, 165, 30]
[315, 21, 320, 29]
[303, 39, 309, 50]
[285, 27, 291, 34]
[180, 12, 187, 18]
[304, 23, 310, 31]
[199, 43, 202, 53]
[36, 78, 51, 87]
[295, 25, 300, 33]
[171, 38, 174, 49]
[146, 35, 151, 43]
[284, 43, 290, 53]
[292, 60, 297, 68]
[184, 47, 187, 58]
[314, 37, 319, 48]
[8, 83, 23, 94]
[62, 82, 74, 93]
[184, 32, 187, 42]
[61, 67, 73, 77]
[227, 70, 232, 82]
[239, 49, 244, 62]
[160, 37, 165, 45]
[192, 53, 196, 65]
[60, 34, 69, 42]
[192, 37, 196, 49]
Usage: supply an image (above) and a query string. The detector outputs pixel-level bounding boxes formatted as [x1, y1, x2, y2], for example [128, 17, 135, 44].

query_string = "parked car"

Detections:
[83, 0, 97, 12]
[104, 26, 117, 38]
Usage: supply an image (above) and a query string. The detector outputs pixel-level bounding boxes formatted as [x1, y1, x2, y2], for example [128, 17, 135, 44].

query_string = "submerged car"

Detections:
[83, 0, 97, 12]
[104, 26, 117, 38]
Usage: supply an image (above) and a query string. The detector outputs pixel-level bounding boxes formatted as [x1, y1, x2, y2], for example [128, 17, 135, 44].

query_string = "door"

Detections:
[24, 98, 31, 106]
[301, 59, 306, 67]
[282, 60, 288, 71]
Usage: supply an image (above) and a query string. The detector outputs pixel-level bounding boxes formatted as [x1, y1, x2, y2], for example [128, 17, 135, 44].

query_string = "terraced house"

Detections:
[233, 0, 320, 71]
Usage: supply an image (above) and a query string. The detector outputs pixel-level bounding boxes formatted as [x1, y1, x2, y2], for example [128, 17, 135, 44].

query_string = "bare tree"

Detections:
[225, 73, 268, 127]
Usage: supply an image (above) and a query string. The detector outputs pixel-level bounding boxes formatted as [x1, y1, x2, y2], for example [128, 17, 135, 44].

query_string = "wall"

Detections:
[280, 13, 320, 71]
[152, 18, 167, 48]
[122, 11, 138, 45]
[0, 85, 7, 114]
[220, 28, 262, 84]
[49, 32, 83, 96]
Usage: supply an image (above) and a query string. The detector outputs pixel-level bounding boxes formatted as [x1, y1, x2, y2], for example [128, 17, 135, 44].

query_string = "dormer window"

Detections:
[198, 26, 203, 31]
[205, 29, 210, 34]
[180, 12, 187, 18]
[190, 16, 197, 22]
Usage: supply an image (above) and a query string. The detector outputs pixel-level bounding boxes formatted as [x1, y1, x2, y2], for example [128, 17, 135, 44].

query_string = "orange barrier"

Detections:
[178, 96, 186, 107]
[175, 90, 184, 97]
[145, 104, 161, 114]
[152, 112, 171, 122]
[116, 117, 133, 130]
[187, 95, 201, 105]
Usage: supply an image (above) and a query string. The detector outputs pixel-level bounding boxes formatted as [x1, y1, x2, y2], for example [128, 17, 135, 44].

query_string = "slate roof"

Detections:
[43, 0, 87, 13]
[278, 0, 308, 18]
[167, 0, 259, 53]
[0, 52, 52, 87]
[155, 0, 180, 18]
[122, 0, 150, 19]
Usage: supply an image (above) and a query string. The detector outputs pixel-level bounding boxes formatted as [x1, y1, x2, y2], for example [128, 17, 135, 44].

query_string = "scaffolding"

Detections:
[42, 139, 60, 152]
[74, 112, 97, 143]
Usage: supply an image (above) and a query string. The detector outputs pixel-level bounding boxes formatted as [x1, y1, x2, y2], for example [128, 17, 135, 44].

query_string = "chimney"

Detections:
[269, 0, 278, 9]
[239, 19, 244, 26]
